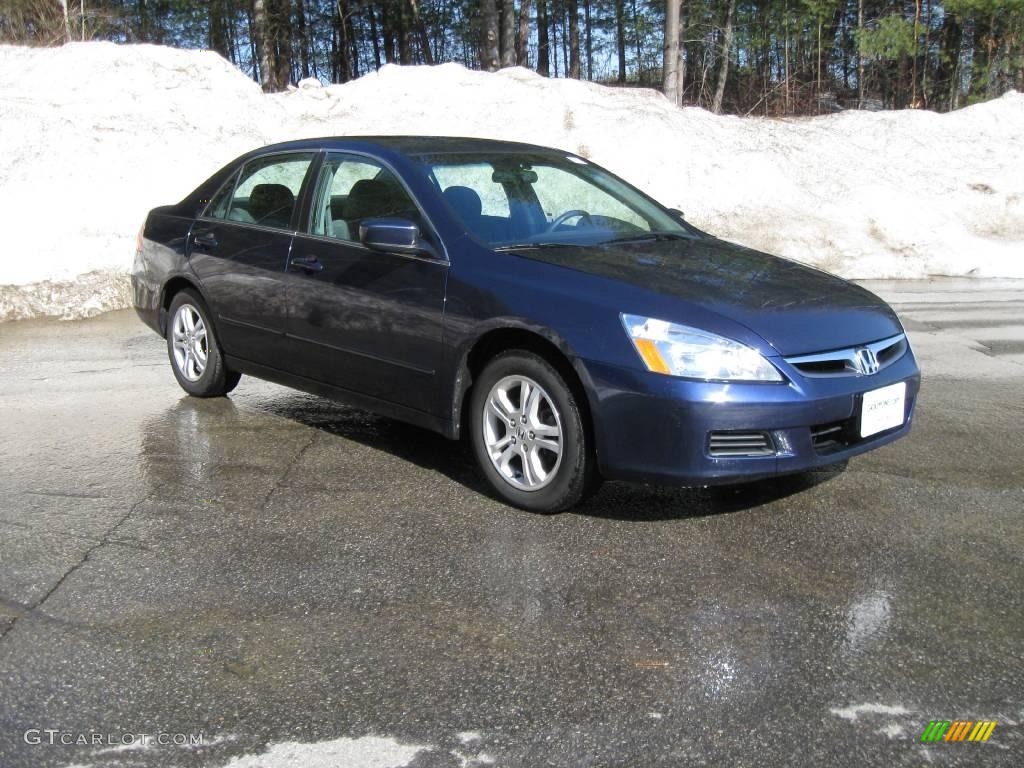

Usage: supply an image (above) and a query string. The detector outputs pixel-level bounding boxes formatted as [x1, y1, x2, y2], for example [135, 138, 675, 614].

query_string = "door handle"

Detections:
[289, 256, 324, 273]
[193, 232, 218, 249]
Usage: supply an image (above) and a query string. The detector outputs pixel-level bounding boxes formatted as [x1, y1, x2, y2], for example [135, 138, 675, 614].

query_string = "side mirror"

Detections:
[359, 217, 426, 255]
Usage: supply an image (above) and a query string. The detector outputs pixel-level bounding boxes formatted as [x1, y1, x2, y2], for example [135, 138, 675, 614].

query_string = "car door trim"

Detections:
[218, 314, 284, 335]
[283, 329, 436, 375]
[290, 230, 451, 266]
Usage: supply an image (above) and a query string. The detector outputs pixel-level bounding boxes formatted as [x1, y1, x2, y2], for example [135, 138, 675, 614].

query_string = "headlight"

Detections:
[621, 314, 782, 382]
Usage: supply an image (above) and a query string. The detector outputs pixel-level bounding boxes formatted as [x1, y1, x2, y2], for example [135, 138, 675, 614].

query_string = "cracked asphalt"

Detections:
[1, 279, 1022, 767]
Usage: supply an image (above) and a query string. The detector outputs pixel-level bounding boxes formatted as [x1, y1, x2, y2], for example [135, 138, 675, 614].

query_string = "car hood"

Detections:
[512, 237, 903, 356]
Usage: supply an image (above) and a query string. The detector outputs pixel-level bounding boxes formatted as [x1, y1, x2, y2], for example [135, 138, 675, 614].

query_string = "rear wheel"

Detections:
[166, 289, 240, 397]
[469, 350, 598, 512]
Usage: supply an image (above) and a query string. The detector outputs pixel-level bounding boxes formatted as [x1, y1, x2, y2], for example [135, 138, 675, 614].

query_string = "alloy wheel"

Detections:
[171, 303, 208, 382]
[482, 375, 564, 491]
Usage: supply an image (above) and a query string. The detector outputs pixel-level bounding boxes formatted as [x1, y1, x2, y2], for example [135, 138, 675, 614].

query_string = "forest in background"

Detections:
[2, 0, 1022, 115]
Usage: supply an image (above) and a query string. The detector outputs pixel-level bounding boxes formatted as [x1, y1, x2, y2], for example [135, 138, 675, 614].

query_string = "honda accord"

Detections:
[132, 137, 920, 512]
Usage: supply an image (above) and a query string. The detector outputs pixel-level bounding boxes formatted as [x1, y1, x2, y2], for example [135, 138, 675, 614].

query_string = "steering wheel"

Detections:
[546, 209, 593, 233]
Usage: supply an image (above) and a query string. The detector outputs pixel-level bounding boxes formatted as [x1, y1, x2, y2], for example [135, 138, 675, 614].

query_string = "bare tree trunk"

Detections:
[247, 3, 260, 82]
[679, 0, 688, 99]
[335, 0, 352, 81]
[210, 1, 233, 59]
[921, 0, 931, 106]
[663, 0, 682, 105]
[253, 0, 276, 91]
[498, 0, 515, 67]
[911, 0, 921, 105]
[398, 0, 412, 64]
[60, 0, 72, 43]
[816, 18, 822, 99]
[329, 23, 338, 80]
[583, 0, 593, 79]
[935, 7, 962, 109]
[349, 6, 361, 76]
[368, 3, 382, 70]
[480, 0, 500, 71]
[272, 0, 292, 88]
[296, 0, 310, 79]
[784, 0, 791, 112]
[711, 0, 735, 113]
[517, 0, 531, 66]
[615, 0, 626, 83]
[537, 0, 550, 76]
[631, 0, 642, 83]
[857, 0, 864, 107]
[567, 0, 580, 77]
[409, 0, 434, 64]
[558, 9, 566, 76]
[969, 12, 995, 100]
[381, 1, 396, 63]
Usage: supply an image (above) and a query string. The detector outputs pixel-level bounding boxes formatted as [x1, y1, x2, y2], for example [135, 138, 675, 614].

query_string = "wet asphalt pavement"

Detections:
[0, 279, 1022, 767]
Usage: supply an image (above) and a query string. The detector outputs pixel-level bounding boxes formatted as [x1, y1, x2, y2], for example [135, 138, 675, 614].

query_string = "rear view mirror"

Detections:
[669, 208, 686, 221]
[492, 169, 538, 184]
[359, 218, 423, 255]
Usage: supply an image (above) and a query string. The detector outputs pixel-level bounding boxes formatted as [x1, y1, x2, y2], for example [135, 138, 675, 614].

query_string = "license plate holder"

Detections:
[859, 381, 906, 438]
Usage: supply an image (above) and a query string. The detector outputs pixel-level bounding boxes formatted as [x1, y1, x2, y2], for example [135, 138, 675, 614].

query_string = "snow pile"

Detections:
[0, 43, 271, 320]
[1, 42, 1022, 321]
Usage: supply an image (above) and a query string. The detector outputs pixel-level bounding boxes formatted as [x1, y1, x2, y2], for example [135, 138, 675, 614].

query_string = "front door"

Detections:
[189, 151, 316, 364]
[283, 153, 448, 416]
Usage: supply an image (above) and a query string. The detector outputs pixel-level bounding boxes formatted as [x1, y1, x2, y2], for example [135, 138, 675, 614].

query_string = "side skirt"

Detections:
[223, 354, 456, 439]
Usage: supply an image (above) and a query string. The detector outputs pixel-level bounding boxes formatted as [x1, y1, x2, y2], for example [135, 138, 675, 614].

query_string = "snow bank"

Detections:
[1, 42, 1022, 320]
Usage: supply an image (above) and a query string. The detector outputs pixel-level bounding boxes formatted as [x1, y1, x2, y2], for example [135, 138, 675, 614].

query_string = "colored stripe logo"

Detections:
[921, 720, 997, 742]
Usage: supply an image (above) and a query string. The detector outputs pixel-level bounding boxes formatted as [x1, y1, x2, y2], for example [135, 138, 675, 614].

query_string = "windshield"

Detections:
[416, 151, 697, 249]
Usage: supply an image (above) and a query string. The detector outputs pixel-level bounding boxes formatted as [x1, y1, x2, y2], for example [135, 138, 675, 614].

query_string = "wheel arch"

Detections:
[449, 325, 598, 451]
[159, 274, 208, 336]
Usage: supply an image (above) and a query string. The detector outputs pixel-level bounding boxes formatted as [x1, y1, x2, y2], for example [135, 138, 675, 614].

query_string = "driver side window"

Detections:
[309, 154, 422, 243]
[531, 166, 648, 230]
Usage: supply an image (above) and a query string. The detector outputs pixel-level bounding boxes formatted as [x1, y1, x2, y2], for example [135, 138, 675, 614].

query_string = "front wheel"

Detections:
[166, 289, 240, 397]
[469, 351, 598, 512]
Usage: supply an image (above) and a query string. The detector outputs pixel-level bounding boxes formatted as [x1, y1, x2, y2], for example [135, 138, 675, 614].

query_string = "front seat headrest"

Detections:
[344, 179, 399, 221]
[248, 183, 295, 227]
[443, 186, 483, 224]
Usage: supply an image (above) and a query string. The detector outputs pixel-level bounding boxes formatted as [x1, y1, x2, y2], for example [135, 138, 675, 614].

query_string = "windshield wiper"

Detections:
[494, 242, 580, 252]
[597, 232, 694, 246]
[496, 232, 695, 251]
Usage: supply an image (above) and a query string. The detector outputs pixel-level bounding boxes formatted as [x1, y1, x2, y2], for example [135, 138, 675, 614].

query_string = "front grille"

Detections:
[708, 431, 775, 457]
[785, 334, 908, 378]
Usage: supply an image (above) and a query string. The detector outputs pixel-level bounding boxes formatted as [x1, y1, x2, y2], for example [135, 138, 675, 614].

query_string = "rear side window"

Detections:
[204, 171, 237, 220]
[210, 153, 314, 230]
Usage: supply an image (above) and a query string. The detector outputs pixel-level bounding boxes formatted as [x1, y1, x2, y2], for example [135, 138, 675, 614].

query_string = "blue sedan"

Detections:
[132, 136, 920, 512]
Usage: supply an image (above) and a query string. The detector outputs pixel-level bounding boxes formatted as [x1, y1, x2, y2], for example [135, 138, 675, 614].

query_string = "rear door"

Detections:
[189, 151, 316, 364]
[283, 152, 448, 415]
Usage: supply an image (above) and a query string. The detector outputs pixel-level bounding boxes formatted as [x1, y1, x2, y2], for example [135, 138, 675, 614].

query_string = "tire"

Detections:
[469, 350, 598, 513]
[165, 289, 241, 397]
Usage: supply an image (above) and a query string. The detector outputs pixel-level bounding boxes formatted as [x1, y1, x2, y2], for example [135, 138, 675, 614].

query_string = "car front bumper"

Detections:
[580, 349, 921, 485]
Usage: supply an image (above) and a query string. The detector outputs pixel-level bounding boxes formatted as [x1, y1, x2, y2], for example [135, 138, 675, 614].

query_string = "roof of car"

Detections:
[255, 135, 569, 156]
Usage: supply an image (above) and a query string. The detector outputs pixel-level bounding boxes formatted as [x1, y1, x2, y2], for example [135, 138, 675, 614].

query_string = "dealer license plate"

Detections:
[860, 381, 906, 438]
